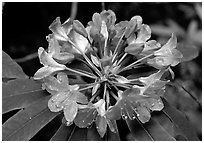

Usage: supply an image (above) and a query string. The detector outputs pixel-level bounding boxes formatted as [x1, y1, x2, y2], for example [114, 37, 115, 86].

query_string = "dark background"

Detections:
[2, 2, 202, 140]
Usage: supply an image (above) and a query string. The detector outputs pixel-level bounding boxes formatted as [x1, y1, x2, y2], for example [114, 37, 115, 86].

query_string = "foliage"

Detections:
[2, 7, 200, 141]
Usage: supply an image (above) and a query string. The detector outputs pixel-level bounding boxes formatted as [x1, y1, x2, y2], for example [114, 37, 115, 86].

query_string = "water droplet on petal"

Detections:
[66, 121, 73, 126]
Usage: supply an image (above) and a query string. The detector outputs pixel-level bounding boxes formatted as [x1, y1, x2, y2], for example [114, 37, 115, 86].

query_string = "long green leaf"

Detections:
[3, 79, 47, 114]
[162, 98, 199, 141]
[68, 126, 87, 141]
[50, 124, 75, 141]
[2, 96, 60, 141]
[87, 124, 103, 141]
[126, 117, 175, 141]
[2, 51, 28, 79]
[106, 125, 120, 141]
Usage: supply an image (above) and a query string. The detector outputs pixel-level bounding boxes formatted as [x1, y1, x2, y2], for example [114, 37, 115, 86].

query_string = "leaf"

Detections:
[2, 96, 60, 141]
[106, 120, 120, 141]
[50, 124, 75, 141]
[87, 123, 103, 141]
[177, 42, 199, 62]
[2, 51, 28, 79]
[74, 108, 97, 128]
[162, 98, 199, 141]
[126, 117, 175, 141]
[68, 126, 87, 141]
[3, 78, 48, 114]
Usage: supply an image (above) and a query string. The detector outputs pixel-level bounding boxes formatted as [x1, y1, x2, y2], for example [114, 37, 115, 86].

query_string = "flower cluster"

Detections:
[34, 10, 183, 138]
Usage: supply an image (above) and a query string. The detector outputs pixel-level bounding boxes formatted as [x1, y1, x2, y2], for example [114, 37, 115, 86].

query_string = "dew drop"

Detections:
[29, 117, 32, 120]
[121, 114, 126, 120]
[137, 114, 140, 117]
[124, 116, 128, 119]
[82, 120, 85, 123]
[133, 116, 136, 119]
[66, 121, 73, 126]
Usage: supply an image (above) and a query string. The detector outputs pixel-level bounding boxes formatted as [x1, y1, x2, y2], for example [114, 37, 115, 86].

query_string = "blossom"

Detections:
[33, 9, 192, 137]
[33, 47, 67, 80]
[46, 73, 88, 123]
[147, 33, 183, 68]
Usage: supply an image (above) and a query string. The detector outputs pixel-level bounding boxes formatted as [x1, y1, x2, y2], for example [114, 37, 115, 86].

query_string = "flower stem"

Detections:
[111, 81, 131, 89]
[65, 67, 97, 79]
[117, 53, 154, 73]
[117, 53, 127, 66]
[79, 85, 94, 91]
[103, 82, 107, 99]
[67, 39, 102, 77]
[109, 90, 119, 101]
[112, 30, 126, 62]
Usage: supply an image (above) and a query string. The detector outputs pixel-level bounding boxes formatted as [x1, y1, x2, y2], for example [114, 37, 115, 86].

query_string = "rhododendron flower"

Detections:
[33, 47, 67, 80]
[147, 33, 183, 68]
[33, 9, 191, 138]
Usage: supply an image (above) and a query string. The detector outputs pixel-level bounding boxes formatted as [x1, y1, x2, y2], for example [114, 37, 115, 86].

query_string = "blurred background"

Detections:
[2, 2, 202, 140]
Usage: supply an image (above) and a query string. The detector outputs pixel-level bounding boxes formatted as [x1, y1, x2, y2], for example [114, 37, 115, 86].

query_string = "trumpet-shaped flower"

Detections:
[33, 47, 67, 80]
[147, 33, 183, 68]
[46, 73, 88, 123]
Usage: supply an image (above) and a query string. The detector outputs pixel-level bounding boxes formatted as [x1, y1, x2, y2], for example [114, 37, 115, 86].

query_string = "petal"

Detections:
[73, 20, 88, 38]
[141, 40, 161, 56]
[149, 98, 164, 111]
[62, 18, 73, 35]
[74, 108, 97, 128]
[48, 92, 68, 112]
[154, 33, 177, 56]
[95, 115, 107, 138]
[63, 101, 78, 122]
[72, 31, 90, 53]
[49, 17, 69, 41]
[135, 24, 151, 43]
[106, 105, 121, 120]
[46, 35, 60, 56]
[33, 66, 64, 80]
[53, 52, 74, 64]
[42, 73, 69, 92]
[93, 99, 106, 116]
[38, 47, 66, 68]
[92, 12, 102, 30]
[131, 15, 143, 30]
[100, 10, 116, 29]
[135, 106, 151, 123]
[139, 70, 166, 88]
